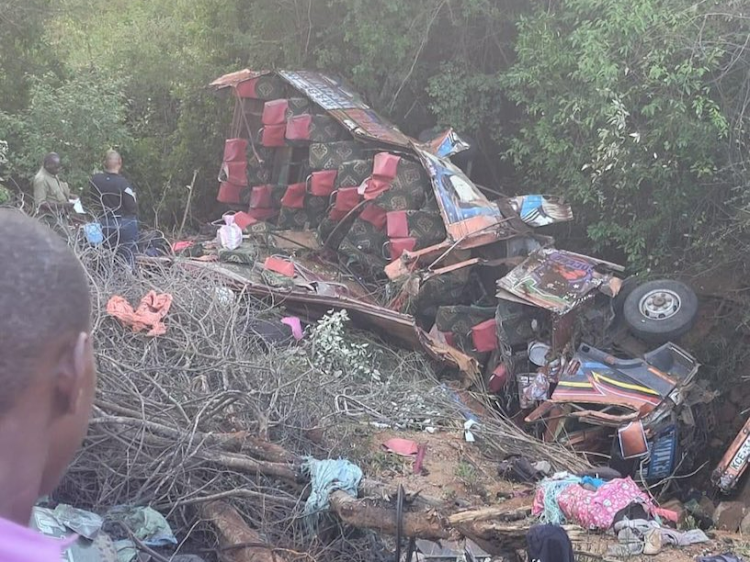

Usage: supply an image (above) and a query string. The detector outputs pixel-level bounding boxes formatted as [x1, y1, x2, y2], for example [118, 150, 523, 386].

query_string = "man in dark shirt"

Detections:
[89, 150, 139, 269]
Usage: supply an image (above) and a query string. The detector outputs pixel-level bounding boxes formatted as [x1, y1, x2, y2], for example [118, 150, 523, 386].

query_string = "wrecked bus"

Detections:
[204, 68, 717, 487]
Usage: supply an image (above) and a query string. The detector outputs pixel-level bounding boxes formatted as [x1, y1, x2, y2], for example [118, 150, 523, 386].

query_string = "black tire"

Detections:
[623, 279, 698, 343]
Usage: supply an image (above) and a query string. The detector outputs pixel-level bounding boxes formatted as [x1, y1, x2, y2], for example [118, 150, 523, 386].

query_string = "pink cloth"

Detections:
[0, 516, 76, 561]
[281, 317, 304, 340]
[554, 477, 654, 530]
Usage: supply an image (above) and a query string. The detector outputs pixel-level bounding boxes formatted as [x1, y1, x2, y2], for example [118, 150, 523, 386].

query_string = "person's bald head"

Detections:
[104, 149, 122, 173]
[0, 210, 96, 501]
[43, 152, 61, 175]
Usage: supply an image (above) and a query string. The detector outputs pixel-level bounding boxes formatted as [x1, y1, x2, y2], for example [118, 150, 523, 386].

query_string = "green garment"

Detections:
[33, 167, 71, 210]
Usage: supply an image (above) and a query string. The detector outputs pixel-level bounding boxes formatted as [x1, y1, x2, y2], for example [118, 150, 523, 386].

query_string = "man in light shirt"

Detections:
[0, 210, 97, 560]
[32, 153, 80, 231]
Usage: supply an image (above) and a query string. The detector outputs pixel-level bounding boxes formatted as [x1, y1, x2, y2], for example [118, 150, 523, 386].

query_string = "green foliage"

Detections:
[500, 0, 739, 268]
[1, 71, 131, 192]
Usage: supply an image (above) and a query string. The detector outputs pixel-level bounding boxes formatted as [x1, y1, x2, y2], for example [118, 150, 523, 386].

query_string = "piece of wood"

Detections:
[201, 501, 287, 562]
[328, 491, 454, 540]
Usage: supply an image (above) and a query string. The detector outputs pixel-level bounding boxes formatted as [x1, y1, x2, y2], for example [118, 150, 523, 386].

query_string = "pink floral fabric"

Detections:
[557, 477, 654, 530]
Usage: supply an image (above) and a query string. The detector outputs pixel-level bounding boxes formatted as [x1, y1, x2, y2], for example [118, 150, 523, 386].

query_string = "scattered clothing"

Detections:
[107, 291, 173, 336]
[534, 477, 654, 530]
[281, 316, 304, 340]
[302, 458, 362, 532]
[534, 476, 582, 525]
[526, 524, 575, 562]
[661, 527, 710, 546]
[52, 504, 103, 540]
[383, 438, 420, 456]
[499, 457, 549, 483]
[607, 518, 710, 556]
[105, 506, 177, 547]
[696, 555, 745, 562]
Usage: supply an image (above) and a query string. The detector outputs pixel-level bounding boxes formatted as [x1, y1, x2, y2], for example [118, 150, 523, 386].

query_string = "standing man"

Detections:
[90, 150, 139, 268]
[0, 210, 97, 560]
[33, 152, 76, 228]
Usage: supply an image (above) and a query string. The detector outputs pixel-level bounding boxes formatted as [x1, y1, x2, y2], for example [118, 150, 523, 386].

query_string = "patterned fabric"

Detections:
[247, 142, 275, 168]
[309, 115, 350, 142]
[387, 210, 446, 249]
[413, 268, 471, 317]
[534, 478, 655, 530]
[219, 246, 257, 265]
[340, 219, 389, 277]
[392, 159, 430, 191]
[237, 75, 286, 100]
[318, 214, 357, 249]
[435, 305, 496, 351]
[278, 206, 309, 229]
[286, 97, 311, 118]
[309, 142, 365, 170]
[247, 165, 272, 186]
[270, 184, 289, 208]
[374, 184, 426, 212]
[305, 195, 329, 228]
[336, 159, 373, 188]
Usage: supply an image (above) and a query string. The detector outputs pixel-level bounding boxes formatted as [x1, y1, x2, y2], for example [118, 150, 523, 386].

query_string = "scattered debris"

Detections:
[107, 291, 173, 336]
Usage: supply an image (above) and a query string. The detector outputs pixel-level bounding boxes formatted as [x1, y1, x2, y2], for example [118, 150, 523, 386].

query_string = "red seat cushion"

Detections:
[249, 185, 273, 209]
[286, 115, 313, 142]
[219, 161, 248, 187]
[262, 99, 289, 126]
[471, 319, 498, 352]
[359, 204, 387, 231]
[261, 124, 286, 147]
[217, 182, 242, 204]
[280, 183, 307, 209]
[264, 256, 295, 277]
[388, 237, 417, 259]
[386, 211, 409, 238]
[330, 187, 361, 220]
[309, 170, 337, 197]
[373, 152, 401, 180]
[223, 138, 248, 162]
[363, 177, 391, 200]
[248, 207, 278, 221]
[233, 211, 257, 231]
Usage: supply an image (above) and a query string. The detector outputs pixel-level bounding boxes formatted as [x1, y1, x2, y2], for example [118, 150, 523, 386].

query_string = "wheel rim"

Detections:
[639, 289, 682, 320]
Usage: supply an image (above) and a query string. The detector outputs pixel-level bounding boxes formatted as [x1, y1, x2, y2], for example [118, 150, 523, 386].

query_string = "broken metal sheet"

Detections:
[414, 146, 509, 247]
[421, 128, 472, 159]
[277, 70, 413, 147]
[330, 108, 413, 147]
[550, 344, 686, 413]
[165, 258, 480, 382]
[278, 70, 368, 111]
[210, 69, 272, 90]
[508, 195, 573, 227]
[496, 248, 616, 315]
[712, 416, 750, 492]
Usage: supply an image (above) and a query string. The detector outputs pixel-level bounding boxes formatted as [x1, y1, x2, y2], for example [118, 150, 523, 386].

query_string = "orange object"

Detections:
[383, 438, 419, 456]
[264, 256, 295, 277]
[107, 291, 173, 337]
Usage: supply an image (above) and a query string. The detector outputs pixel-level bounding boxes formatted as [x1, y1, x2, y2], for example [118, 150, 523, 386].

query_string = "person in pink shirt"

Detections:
[0, 209, 97, 561]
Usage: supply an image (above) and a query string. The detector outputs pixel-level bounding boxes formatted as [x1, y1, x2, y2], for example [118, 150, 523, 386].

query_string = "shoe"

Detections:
[643, 529, 663, 555]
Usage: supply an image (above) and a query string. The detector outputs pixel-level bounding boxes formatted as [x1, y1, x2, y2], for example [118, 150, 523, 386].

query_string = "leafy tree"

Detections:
[500, 0, 739, 269]
[1, 71, 131, 193]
